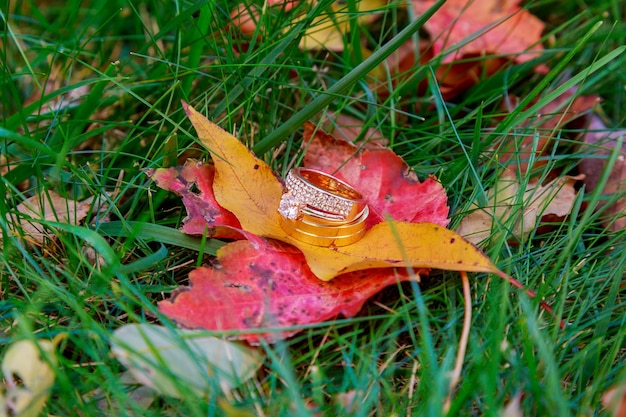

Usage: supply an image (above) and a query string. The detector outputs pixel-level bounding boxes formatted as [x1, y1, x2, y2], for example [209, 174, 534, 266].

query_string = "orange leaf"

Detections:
[182, 102, 505, 281]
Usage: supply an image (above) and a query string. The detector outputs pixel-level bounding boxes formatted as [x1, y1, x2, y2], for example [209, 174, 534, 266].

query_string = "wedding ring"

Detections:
[282, 206, 369, 237]
[280, 216, 366, 247]
[277, 168, 368, 247]
[278, 168, 366, 223]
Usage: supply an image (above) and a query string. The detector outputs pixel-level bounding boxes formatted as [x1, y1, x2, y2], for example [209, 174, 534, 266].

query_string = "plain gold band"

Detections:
[280, 217, 366, 247]
[284, 207, 369, 236]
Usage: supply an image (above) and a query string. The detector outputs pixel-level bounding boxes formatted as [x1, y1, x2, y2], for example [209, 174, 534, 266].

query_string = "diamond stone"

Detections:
[278, 193, 301, 220]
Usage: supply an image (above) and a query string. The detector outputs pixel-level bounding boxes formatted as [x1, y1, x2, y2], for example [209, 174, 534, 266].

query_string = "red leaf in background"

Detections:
[302, 122, 450, 227]
[578, 115, 626, 231]
[413, 0, 546, 66]
[159, 235, 422, 344]
[499, 88, 599, 176]
[146, 161, 242, 239]
[372, 38, 511, 101]
[321, 112, 388, 146]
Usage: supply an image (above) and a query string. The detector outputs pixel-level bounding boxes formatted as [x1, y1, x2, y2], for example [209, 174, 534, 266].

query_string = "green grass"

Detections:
[1, 0, 625, 415]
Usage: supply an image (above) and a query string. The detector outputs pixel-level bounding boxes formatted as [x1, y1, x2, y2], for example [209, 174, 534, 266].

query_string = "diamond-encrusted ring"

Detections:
[278, 168, 366, 223]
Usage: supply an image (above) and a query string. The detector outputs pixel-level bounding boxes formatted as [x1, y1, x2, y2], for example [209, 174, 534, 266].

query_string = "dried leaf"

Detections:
[182, 102, 499, 281]
[297, 0, 385, 51]
[414, 0, 545, 66]
[500, 88, 599, 175]
[370, 38, 511, 101]
[1, 339, 57, 417]
[320, 112, 387, 146]
[1, 190, 91, 246]
[111, 324, 264, 398]
[578, 115, 626, 231]
[159, 236, 425, 344]
[458, 172, 583, 245]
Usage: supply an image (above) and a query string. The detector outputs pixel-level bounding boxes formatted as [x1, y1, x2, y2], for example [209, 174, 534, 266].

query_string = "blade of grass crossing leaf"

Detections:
[3, 78, 111, 133]
[96, 221, 225, 254]
[117, 244, 168, 275]
[551, 133, 624, 324]
[385, 218, 444, 411]
[41, 221, 120, 267]
[252, 0, 447, 155]
[48, 63, 118, 155]
[489, 24, 624, 144]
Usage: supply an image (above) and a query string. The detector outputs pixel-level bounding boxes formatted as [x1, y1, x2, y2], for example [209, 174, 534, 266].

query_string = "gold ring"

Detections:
[278, 168, 366, 222]
[282, 206, 369, 237]
[280, 216, 366, 247]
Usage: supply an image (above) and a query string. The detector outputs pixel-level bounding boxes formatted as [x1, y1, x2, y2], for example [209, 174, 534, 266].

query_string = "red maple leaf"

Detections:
[146, 161, 242, 239]
[159, 235, 422, 344]
[414, 0, 546, 65]
[302, 122, 450, 228]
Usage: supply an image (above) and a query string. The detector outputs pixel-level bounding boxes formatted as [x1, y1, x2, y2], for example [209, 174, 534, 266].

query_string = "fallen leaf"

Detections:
[458, 171, 583, 245]
[302, 122, 450, 227]
[602, 383, 626, 417]
[320, 112, 388, 146]
[110, 324, 264, 398]
[230, 4, 260, 37]
[499, 88, 599, 176]
[1, 339, 57, 417]
[159, 236, 425, 344]
[370, 37, 511, 101]
[1, 190, 92, 246]
[146, 161, 242, 239]
[578, 115, 626, 231]
[413, 0, 546, 66]
[181, 102, 503, 281]
[296, 0, 385, 51]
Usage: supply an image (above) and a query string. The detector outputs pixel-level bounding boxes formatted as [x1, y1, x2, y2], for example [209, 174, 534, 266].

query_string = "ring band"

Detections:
[280, 216, 366, 247]
[282, 206, 369, 237]
[279, 168, 366, 222]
